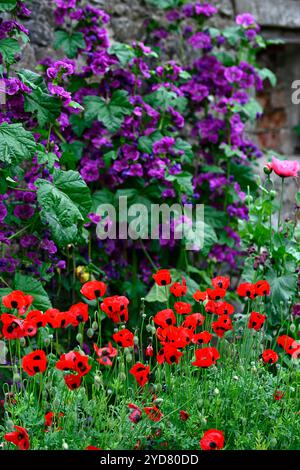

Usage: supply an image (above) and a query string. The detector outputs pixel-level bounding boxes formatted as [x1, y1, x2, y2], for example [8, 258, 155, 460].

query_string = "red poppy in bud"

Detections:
[56, 351, 91, 376]
[2, 290, 33, 315]
[4, 425, 30, 450]
[212, 315, 233, 338]
[206, 288, 226, 301]
[80, 280, 107, 300]
[193, 290, 207, 302]
[1, 314, 24, 340]
[153, 309, 176, 328]
[101, 296, 129, 323]
[146, 344, 154, 357]
[25, 310, 47, 328]
[192, 331, 212, 345]
[211, 276, 230, 290]
[192, 347, 220, 368]
[113, 328, 134, 347]
[181, 313, 205, 331]
[93, 342, 117, 366]
[129, 362, 150, 387]
[128, 404, 142, 424]
[45, 308, 68, 329]
[144, 405, 163, 422]
[157, 325, 192, 348]
[22, 350, 47, 376]
[174, 301, 192, 315]
[237, 282, 256, 299]
[67, 302, 89, 326]
[85, 445, 102, 450]
[262, 349, 278, 364]
[153, 269, 171, 286]
[277, 335, 300, 358]
[274, 390, 284, 401]
[254, 280, 270, 296]
[157, 345, 183, 365]
[64, 373, 81, 390]
[170, 278, 187, 297]
[180, 410, 190, 421]
[205, 300, 217, 314]
[200, 429, 224, 451]
[248, 312, 266, 331]
[215, 301, 234, 316]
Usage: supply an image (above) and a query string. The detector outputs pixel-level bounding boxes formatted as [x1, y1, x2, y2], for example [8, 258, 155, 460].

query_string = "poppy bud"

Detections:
[13, 373, 21, 383]
[119, 372, 126, 381]
[134, 336, 139, 345]
[92, 321, 98, 331]
[126, 354, 132, 362]
[146, 324, 152, 332]
[263, 165, 273, 175]
[87, 328, 94, 338]
[76, 333, 83, 343]
[44, 338, 51, 347]
[290, 323, 296, 333]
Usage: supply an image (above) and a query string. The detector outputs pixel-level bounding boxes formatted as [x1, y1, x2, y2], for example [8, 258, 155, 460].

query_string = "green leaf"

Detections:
[230, 162, 258, 191]
[54, 30, 86, 58]
[146, 0, 181, 8]
[24, 87, 62, 127]
[267, 272, 297, 306]
[233, 98, 263, 122]
[17, 69, 48, 92]
[60, 141, 84, 170]
[0, 0, 17, 12]
[108, 42, 135, 66]
[138, 131, 163, 154]
[92, 188, 115, 212]
[204, 206, 227, 229]
[84, 90, 133, 133]
[202, 223, 218, 256]
[36, 170, 92, 248]
[258, 68, 277, 87]
[166, 171, 193, 195]
[0, 122, 36, 166]
[69, 114, 88, 137]
[14, 273, 52, 311]
[145, 87, 187, 112]
[174, 138, 193, 161]
[0, 38, 20, 64]
[145, 283, 169, 303]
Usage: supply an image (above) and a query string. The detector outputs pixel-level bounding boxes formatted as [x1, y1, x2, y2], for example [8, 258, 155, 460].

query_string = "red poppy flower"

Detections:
[206, 288, 226, 301]
[129, 362, 150, 387]
[44, 411, 54, 428]
[211, 276, 230, 290]
[45, 308, 68, 329]
[144, 405, 163, 422]
[192, 331, 212, 345]
[174, 301, 192, 315]
[85, 445, 102, 450]
[4, 425, 30, 450]
[254, 280, 270, 297]
[153, 309, 176, 328]
[170, 278, 187, 297]
[157, 345, 183, 365]
[237, 282, 256, 299]
[2, 290, 33, 315]
[56, 351, 91, 376]
[212, 315, 233, 338]
[22, 350, 47, 376]
[100, 296, 129, 323]
[157, 325, 192, 348]
[1, 314, 24, 340]
[25, 310, 47, 328]
[128, 404, 142, 424]
[262, 349, 278, 364]
[193, 290, 207, 302]
[179, 410, 190, 421]
[215, 301, 234, 316]
[205, 300, 217, 314]
[113, 328, 134, 347]
[64, 373, 82, 390]
[23, 320, 37, 338]
[80, 280, 107, 300]
[192, 347, 220, 368]
[181, 313, 205, 331]
[200, 429, 224, 451]
[274, 390, 284, 401]
[94, 342, 117, 366]
[153, 269, 171, 286]
[67, 302, 89, 326]
[277, 335, 300, 358]
[146, 344, 154, 357]
[248, 312, 266, 331]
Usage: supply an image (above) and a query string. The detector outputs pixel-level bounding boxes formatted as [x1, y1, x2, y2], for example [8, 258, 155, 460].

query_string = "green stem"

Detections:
[277, 177, 284, 230]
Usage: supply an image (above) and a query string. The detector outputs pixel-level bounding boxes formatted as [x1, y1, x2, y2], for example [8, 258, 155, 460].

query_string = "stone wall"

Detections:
[20, 0, 300, 213]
